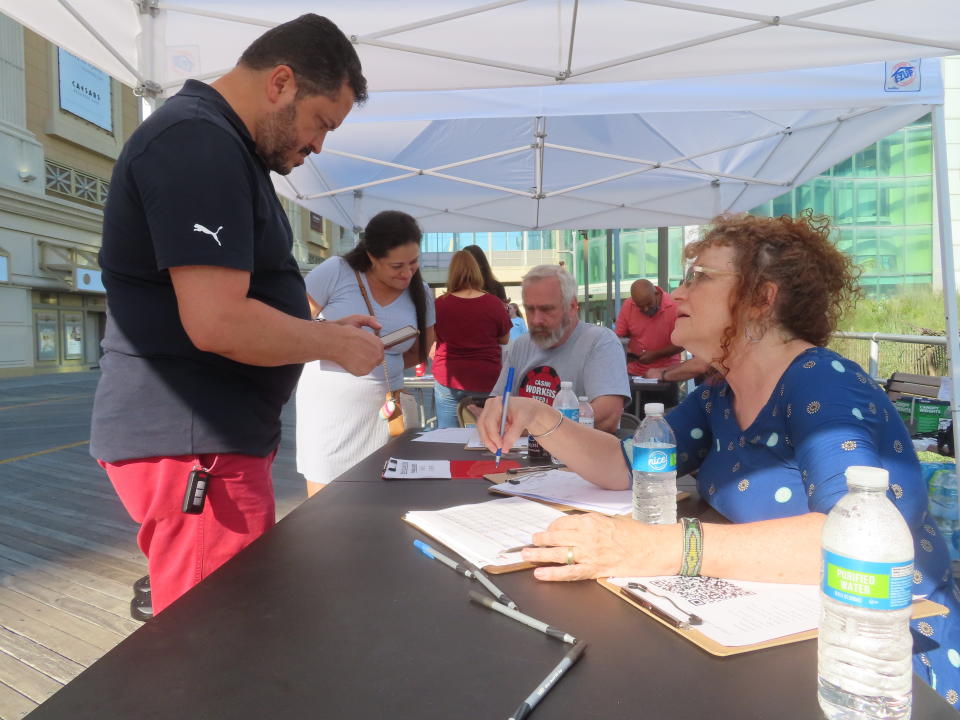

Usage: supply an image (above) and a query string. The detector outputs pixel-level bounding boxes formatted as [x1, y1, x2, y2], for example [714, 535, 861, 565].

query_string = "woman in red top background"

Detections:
[432, 250, 511, 427]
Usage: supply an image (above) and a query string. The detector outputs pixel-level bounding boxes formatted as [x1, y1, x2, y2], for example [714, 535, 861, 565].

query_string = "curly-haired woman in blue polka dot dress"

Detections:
[476, 212, 960, 706]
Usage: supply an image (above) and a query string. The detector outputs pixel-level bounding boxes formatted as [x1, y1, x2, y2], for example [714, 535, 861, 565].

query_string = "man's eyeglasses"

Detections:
[682, 265, 739, 288]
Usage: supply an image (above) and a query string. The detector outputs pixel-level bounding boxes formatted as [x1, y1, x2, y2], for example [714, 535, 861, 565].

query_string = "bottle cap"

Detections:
[844, 465, 889, 490]
[561, 381, 572, 388]
[644, 402, 665, 415]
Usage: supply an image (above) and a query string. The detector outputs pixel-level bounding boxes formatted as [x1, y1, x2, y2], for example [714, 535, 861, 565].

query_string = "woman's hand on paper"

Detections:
[522, 513, 682, 582]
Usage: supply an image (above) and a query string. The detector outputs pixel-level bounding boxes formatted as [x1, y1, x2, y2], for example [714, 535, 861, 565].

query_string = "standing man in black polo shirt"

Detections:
[91, 15, 383, 618]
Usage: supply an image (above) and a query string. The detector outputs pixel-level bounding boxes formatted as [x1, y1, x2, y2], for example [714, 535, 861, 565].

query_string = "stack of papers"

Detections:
[411, 428, 476, 444]
[607, 576, 820, 647]
[411, 427, 527, 450]
[405, 497, 565, 567]
[495, 469, 633, 515]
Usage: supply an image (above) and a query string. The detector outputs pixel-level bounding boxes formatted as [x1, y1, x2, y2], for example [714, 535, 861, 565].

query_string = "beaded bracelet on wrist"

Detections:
[679, 517, 703, 577]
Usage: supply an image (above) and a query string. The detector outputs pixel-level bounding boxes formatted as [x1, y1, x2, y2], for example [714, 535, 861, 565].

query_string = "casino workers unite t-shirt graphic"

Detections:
[518, 365, 562, 404]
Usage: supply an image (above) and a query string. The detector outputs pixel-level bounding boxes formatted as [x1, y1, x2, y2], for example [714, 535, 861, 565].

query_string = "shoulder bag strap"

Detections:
[354, 270, 394, 393]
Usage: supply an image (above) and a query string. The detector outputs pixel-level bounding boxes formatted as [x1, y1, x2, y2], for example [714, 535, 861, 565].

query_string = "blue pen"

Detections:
[495, 367, 516, 468]
[413, 539, 473, 578]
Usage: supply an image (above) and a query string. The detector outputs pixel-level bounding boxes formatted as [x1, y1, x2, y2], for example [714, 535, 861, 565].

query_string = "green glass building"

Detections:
[751, 115, 934, 295]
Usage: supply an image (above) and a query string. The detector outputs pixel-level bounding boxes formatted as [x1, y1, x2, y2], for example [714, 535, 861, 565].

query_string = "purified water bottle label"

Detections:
[558, 408, 579, 423]
[821, 550, 913, 610]
[632, 446, 677, 473]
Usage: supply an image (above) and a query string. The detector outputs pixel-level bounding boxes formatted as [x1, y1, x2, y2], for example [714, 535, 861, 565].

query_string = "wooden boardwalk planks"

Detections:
[0, 372, 309, 715]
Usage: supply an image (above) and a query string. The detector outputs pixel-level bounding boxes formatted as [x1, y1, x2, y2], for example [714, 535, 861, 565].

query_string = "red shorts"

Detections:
[100, 452, 276, 615]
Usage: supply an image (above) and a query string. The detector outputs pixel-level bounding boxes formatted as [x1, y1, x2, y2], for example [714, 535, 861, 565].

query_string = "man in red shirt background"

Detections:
[614, 279, 682, 377]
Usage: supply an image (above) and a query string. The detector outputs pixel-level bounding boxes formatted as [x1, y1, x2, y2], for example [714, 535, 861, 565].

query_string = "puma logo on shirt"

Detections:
[193, 223, 223, 246]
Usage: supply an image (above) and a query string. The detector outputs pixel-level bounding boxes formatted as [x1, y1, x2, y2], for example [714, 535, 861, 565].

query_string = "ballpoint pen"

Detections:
[495, 367, 515, 469]
[413, 539, 473, 578]
[507, 641, 587, 720]
[468, 591, 576, 644]
[463, 560, 518, 610]
[623, 583, 703, 627]
[414, 540, 519, 609]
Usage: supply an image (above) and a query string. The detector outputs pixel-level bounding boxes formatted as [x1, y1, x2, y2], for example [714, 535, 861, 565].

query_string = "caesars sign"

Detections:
[58, 48, 112, 132]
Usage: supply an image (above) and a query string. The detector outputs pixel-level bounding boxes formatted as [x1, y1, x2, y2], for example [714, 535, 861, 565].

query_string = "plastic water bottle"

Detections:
[553, 381, 579, 424]
[818, 465, 914, 720]
[577, 396, 594, 429]
[631, 403, 677, 524]
[927, 469, 959, 562]
[547, 382, 579, 466]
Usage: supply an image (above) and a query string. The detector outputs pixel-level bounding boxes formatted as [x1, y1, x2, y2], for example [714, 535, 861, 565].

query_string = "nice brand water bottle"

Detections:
[818, 465, 914, 720]
[631, 403, 677, 524]
[577, 396, 594, 429]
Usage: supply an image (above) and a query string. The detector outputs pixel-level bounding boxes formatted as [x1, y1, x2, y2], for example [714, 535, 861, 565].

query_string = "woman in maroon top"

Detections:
[433, 250, 511, 427]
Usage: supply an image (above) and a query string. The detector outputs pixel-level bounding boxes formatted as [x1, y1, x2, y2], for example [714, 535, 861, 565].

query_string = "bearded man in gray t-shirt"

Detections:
[485, 265, 629, 433]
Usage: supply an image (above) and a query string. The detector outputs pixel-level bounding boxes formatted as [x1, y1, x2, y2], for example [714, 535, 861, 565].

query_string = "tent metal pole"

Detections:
[931, 105, 960, 498]
[534, 116, 546, 229]
[424, 171, 533, 196]
[542, 163, 783, 198]
[360, 0, 525, 40]
[157, 3, 275, 27]
[305, 173, 421, 199]
[572, 22, 767, 78]
[614, 229, 622, 320]
[352, 190, 364, 243]
[606, 230, 614, 326]
[543, 143, 787, 186]
[162, 68, 231, 90]
[358, 38, 558, 80]
[724, 128, 792, 214]
[302, 162, 356, 230]
[548, 202, 700, 229]
[57, 0, 145, 85]
[564, 0, 580, 79]
[626, 0, 960, 53]
[658, 227, 669, 289]
[582, 231, 590, 320]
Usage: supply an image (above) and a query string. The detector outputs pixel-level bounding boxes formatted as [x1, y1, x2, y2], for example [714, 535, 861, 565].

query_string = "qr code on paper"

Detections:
[648, 577, 755, 606]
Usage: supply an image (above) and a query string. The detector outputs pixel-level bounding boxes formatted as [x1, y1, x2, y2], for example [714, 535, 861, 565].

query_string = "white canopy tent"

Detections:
[4, 1, 959, 95]
[2, 0, 957, 456]
[287, 61, 942, 233]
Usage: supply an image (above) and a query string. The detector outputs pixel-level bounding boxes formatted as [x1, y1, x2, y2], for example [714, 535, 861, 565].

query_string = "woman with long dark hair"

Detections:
[296, 210, 434, 495]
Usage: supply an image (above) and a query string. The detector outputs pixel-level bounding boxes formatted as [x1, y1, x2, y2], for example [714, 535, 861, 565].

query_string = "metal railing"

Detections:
[830, 331, 948, 380]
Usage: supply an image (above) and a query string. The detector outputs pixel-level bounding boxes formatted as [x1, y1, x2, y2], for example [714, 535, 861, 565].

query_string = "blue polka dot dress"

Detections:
[667, 346, 960, 705]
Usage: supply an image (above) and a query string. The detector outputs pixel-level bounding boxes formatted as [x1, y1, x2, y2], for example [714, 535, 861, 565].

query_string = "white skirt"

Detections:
[295, 360, 391, 485]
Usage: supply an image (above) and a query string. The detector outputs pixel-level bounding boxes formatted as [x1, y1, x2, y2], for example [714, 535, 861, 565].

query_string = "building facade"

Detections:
[0, 18, 139, 376]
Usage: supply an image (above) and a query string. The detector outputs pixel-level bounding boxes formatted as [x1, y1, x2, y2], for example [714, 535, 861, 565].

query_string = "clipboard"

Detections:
[402, 515, 536, 574]
[483, 472, 691, 515]
[598, 577, 948, 657]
